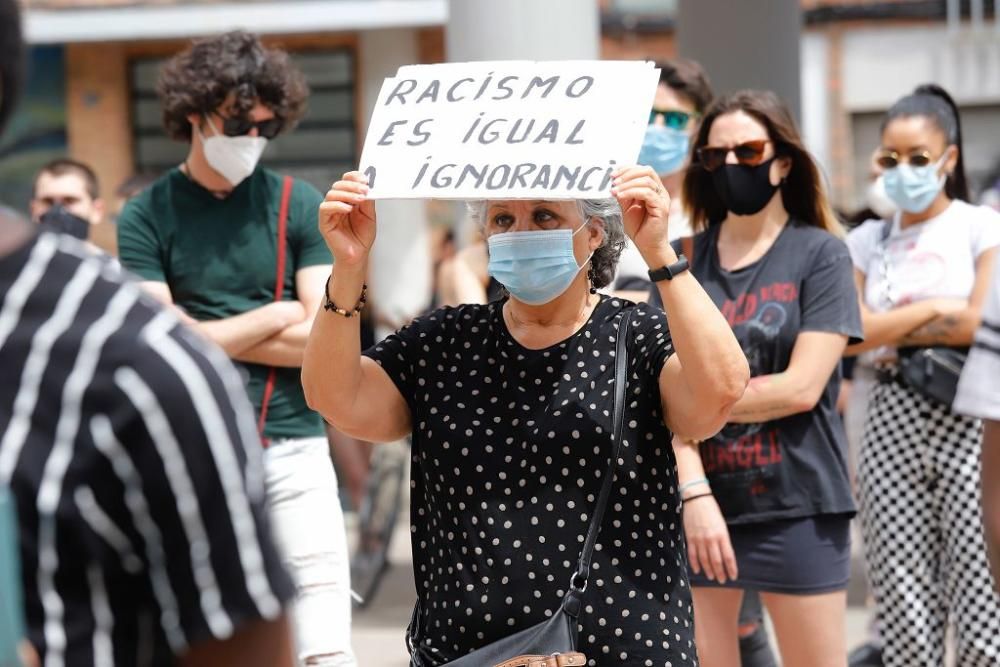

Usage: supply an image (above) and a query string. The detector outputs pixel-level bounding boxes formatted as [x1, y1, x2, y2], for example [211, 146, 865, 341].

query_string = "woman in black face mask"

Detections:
[649, 90, 862, 667]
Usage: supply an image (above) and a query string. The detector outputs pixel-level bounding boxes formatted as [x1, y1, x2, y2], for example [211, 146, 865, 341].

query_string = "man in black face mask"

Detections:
[29, 159, 105, 246]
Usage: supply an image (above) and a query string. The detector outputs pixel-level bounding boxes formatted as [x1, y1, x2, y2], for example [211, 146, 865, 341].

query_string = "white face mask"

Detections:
[197, 117, 268, 187]
[865, 175, 898, 220]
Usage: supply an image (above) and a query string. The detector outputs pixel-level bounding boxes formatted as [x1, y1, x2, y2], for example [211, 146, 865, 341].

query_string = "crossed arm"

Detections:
[846, 247, 998, 354]
[669, 330, 846, 473]
[725, 331, 848, 424]
[139, 264, 331, 367]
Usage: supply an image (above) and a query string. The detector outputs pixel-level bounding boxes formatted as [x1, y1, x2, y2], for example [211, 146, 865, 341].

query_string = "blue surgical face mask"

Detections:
[882, 155, 947, 214]
[487, 222, 593, 306]
[638, 124, 689, 177]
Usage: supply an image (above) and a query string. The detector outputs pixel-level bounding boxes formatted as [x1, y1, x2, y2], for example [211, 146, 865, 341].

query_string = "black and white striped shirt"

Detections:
[0, 230, 294, 666]
[956, 259, 1000, 421]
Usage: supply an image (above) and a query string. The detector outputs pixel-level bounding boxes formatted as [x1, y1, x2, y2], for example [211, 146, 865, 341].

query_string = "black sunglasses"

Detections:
[215, 114, 284, 139]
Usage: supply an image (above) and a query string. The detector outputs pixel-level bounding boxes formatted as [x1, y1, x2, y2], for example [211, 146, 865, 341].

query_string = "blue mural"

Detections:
[0, 46, 67, 214]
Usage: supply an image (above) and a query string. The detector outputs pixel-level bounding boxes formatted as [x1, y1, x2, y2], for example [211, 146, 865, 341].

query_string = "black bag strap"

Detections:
[568, 308, 631, 595]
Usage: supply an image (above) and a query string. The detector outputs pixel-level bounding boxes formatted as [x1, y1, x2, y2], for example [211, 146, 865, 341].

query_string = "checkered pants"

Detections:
[858, 379, 1000, 667]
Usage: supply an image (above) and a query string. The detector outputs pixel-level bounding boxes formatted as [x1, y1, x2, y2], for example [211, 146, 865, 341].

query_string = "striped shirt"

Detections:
[955, 259, 1000, 421]
[0, 230, 294, 666]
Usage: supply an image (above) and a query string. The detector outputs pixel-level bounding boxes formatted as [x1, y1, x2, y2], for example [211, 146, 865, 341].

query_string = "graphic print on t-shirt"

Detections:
[883, 241, 947, 306]
[709, 282, 797, 481]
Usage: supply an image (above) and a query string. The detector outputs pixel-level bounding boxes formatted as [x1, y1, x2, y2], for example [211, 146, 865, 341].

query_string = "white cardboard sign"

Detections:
[359, 60, 660, 200]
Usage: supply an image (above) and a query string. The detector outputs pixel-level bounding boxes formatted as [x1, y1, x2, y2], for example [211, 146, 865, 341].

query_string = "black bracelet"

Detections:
[681, 491, 714, 504]
[323, 275, 367, 318]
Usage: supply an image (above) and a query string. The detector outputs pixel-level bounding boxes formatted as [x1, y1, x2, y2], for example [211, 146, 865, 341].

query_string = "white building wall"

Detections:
[800, 30, 832, 188]
[841, 25, 1000, 111]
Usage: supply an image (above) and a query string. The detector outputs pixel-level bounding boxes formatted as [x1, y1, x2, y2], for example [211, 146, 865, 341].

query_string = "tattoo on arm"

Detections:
[900, 314, 960, 346]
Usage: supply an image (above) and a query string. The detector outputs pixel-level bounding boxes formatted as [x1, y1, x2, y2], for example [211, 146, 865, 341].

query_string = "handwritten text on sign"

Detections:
[359, 61, 660, 199]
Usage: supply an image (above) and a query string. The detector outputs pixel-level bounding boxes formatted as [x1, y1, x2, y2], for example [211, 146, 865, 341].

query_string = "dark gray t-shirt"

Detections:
[650, 220, 862, 524]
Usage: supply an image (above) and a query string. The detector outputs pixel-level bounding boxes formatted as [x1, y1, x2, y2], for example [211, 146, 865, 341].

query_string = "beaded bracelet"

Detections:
[323, 275, 367, 318]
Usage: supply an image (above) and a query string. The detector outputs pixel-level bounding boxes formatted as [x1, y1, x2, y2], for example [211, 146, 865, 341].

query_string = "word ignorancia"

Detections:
[411, 160, 618, 194]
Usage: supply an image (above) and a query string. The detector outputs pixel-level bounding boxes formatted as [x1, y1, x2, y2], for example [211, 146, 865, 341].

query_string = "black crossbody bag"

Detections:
[407, 312, 632, 667]
[896, 345, 967, 407]
[878, 221, 968, 406]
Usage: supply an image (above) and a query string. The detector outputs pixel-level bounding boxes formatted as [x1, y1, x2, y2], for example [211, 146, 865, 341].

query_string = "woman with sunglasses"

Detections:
[845, 84, 1000, 666]
[649, 89, 861, 667]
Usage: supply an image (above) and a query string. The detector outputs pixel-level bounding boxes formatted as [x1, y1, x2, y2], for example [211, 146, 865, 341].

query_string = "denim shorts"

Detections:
[688, 514, 851, 595]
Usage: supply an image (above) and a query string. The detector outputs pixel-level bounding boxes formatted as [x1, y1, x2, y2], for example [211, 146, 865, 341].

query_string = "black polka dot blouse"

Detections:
[364, 296, 697, 666]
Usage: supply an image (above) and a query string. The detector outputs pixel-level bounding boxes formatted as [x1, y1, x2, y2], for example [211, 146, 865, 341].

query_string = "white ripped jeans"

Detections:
[264, 437, 356, 666]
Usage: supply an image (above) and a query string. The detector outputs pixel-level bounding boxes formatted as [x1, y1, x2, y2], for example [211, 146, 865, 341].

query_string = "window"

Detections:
[129, 49, 356, 193]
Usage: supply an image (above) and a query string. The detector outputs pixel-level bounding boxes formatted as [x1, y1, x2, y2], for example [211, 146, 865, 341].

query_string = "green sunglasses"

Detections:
[648, 108, 697, 130]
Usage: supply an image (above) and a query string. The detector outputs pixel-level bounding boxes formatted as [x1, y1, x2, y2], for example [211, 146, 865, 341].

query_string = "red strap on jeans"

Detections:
[257, 175, 294, 443]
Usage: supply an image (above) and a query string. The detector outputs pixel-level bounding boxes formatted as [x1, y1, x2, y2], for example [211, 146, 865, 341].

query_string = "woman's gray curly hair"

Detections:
[467, 199, 627, 289]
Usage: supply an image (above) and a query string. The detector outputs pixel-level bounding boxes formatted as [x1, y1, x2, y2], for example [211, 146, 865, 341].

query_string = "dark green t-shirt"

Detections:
[117, 167, 329, 439]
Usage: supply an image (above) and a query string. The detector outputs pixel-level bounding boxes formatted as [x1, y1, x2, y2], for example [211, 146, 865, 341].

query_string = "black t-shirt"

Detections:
[650, 220, 862, 524]
[364, 297, 697, 667]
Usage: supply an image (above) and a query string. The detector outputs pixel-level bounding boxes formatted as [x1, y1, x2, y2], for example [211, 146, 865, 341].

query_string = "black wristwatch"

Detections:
[647, 255, 690, 282]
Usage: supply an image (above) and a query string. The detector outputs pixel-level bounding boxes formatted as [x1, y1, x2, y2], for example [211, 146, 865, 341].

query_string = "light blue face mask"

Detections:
[487, 222, 593, 306]
[638, 124, 690, 176]
[882, 155, 947, 214]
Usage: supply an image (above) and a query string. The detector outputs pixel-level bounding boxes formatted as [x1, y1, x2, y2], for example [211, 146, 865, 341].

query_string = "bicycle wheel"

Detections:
[350, 437, 408, 608]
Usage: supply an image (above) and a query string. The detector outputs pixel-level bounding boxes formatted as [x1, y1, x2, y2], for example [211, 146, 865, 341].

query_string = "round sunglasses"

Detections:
[874, 149, 939, 170]
[696, 139, 771, 172]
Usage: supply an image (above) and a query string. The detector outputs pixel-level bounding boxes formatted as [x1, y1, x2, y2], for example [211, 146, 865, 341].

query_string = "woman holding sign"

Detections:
[303, 164, 748, 665]
[648, 90, 862, 667]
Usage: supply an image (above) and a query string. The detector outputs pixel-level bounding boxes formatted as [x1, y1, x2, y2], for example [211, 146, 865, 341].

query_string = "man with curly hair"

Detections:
[117, 31, 356, 667]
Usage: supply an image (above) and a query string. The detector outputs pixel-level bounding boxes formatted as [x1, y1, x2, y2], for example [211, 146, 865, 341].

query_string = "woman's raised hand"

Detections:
[611, 165, 672, 263]
[318, 171, 377, 268]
